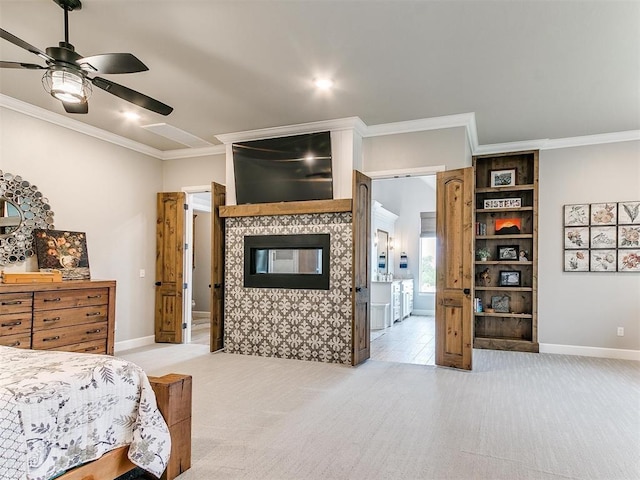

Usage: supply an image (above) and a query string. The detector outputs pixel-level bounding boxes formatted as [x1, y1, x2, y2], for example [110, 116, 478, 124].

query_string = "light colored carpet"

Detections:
[118, 345, 640, 480]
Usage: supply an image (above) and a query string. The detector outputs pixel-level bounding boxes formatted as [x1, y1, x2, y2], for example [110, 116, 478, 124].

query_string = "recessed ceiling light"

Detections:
[123, 111, 141, 121]
[314, 78, 334, 90]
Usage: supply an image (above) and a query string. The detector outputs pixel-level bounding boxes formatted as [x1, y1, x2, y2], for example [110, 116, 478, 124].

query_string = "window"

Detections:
[419, 237, 436, 292]
[419, 211, 436, 293]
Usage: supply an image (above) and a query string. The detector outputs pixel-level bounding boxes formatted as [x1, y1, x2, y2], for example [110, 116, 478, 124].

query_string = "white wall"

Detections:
[363, 127, 469, 172]
[0, 107, 163, 345]
[373, 177, 436, 313]
[539, 141, 640, 352]
[192, 210, 211, 312]
[162, 154, 226, 191]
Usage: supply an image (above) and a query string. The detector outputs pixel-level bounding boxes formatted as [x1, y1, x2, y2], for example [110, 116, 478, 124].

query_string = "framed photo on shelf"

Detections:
[495, 218, 521, 235]
[498, 270, 521, 287]
[563, 204, 589, 226]
[490, 169, 516, 188]
[564, 250, 589, 272]
[491, 295, 510, 313]
[590, 227, 616, 249]
[618, 225, 640, 248]
[590, 203, 617, 225]
[497, 245, 519, 260]
[618, 201, 640, 225]
[618, 249, 640, 272]
[590, 250, 617, 272]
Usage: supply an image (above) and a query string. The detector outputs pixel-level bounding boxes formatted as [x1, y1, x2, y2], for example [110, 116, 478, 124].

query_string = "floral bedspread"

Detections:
[0, 346, 171, 480]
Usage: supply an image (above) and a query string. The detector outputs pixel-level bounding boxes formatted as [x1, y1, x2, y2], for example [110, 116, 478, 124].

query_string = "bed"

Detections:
[0, 345, 172, 480]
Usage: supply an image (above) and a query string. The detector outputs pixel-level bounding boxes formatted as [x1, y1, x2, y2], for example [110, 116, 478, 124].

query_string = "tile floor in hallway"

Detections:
[370, 315, 436, 365]
[188, 313, 435, 365]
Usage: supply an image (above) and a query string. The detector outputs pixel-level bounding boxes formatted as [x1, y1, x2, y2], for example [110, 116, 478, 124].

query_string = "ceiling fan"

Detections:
[0, 0, 172, 115]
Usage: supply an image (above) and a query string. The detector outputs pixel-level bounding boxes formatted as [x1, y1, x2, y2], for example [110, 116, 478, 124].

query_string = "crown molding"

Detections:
[474, 139, 550, 156]
[3, 94, 637, 160]
[0, 94, 165, 159]
[215, 116, 368, 145]
[365, 112, 476, 139]
[543, 130, 640, 150]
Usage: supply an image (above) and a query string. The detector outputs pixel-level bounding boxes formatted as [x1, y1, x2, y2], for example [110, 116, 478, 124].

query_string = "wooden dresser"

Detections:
[0, 280, 116, 355]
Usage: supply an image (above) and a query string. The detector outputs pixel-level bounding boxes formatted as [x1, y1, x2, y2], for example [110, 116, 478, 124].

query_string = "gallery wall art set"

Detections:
[563, 201, 640, 272]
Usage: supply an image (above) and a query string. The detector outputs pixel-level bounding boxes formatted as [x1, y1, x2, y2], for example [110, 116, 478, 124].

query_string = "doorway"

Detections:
[369, 173, 437, 366]
[183, 189, 212, 346]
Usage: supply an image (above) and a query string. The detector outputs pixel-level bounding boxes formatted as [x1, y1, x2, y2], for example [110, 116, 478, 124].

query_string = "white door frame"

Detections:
[181, 185, 212, 343]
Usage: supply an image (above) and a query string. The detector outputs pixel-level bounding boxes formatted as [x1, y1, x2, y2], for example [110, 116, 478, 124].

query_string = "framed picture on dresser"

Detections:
[34, 229, 91, 280]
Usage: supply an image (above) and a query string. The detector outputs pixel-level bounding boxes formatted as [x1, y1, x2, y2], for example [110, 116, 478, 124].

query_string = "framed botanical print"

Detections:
[590, 250, 616, 272]
[618, 201, 640, 224]
[564, 227, 589, 249]
[618, 250, 640, 272]
[563, 204, 589, 226]
[618, 225, 640, 248]
[590, 203, 617, 225]
[564, 250, 589, 272]
[590, 227, 616, 249]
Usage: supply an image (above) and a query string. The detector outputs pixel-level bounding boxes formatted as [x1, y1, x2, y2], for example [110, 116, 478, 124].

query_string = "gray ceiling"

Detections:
[1, 0, 638, 152]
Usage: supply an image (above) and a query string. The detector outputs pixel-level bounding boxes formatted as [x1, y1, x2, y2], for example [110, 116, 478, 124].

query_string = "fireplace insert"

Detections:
[244, 234, 330, 289]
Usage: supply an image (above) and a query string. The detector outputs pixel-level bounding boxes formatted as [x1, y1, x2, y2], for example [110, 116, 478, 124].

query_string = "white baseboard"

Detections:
[114, 335, 156, 354]
[412, 309, 435, 316]
[539, 343, 640, 361]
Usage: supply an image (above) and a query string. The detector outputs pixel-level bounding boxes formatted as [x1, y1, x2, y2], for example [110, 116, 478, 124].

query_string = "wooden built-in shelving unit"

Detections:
[473, 151, 539, 352]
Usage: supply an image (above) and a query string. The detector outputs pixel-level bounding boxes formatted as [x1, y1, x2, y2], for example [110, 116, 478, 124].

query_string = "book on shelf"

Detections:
[475, 222, 487, 236]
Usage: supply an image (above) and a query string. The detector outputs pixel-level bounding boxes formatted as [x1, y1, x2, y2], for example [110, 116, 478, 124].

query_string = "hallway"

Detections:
[370, 315, 435, 366]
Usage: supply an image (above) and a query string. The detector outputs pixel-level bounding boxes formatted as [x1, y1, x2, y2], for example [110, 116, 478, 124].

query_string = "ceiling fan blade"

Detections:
[78, 53, 148, 74]
[91, 77, 173, 116]
[0, 61, 45, 70]
[63, 101, 88, 114]
[0, 28, 54, 62]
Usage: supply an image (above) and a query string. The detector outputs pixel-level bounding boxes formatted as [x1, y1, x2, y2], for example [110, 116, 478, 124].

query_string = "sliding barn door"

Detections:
[435, 167, 474, 370]
[210, 182, 226, 352]
[155, 192, 185, 343]
[352, 170, 372, 366]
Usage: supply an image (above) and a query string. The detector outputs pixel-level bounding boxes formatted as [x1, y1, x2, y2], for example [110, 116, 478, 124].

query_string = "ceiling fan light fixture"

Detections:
[42, 67, 91, 104]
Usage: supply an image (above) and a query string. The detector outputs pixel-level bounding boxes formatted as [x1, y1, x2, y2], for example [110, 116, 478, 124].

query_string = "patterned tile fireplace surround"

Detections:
[224, 212, 353, 365]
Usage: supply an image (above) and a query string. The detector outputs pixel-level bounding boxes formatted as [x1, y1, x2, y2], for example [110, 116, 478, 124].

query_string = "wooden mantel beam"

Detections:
[219, 199, 353, 218]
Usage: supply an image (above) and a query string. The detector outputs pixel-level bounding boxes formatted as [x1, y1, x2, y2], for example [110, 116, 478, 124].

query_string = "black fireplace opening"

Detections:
[244, 234, 330, 289]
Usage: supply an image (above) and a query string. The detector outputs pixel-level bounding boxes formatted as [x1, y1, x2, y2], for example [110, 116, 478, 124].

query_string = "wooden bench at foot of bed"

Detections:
[57, 373, 192, 480]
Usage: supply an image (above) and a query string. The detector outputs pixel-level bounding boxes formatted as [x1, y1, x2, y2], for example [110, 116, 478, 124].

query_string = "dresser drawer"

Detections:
[46, 339, 106, 355]
[0, 293, 33, 314]
[0, 332, 31, 349]
[34, 288, 109, 311]
[0, 312, 32, 336]
[32, 320, 108, 350]
[34, 305, 108, 330]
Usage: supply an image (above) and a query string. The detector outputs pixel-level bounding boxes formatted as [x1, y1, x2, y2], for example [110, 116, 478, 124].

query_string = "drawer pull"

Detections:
[1, 321, 22, 327]
[84, 346, 100, 352]
[43, 317, 61, 323]
[42, 336, 60, 342]
[1, 300, 23, 306]
[85, 312, 102, 317]
[87, 294, 102, 299]
[86, 329, 101, 334]
[43, 298, 61, 303]
[8, 341, 21, 347]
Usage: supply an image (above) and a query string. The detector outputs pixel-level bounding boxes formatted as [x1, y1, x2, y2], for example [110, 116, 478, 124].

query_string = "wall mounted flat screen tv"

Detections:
[233, 131, 333, 205]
